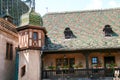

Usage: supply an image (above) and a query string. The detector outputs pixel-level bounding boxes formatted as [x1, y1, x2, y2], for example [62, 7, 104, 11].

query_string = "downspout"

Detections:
[40, 46, 44, 80]
[15, 47, 19, 80]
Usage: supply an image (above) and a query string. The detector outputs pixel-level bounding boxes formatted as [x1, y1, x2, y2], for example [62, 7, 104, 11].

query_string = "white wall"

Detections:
[19, 50, 41, 80]
[0, 30, 18, 80]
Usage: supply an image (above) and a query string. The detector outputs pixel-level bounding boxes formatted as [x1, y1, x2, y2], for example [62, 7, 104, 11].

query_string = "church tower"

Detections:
[16, 8, 46, 80]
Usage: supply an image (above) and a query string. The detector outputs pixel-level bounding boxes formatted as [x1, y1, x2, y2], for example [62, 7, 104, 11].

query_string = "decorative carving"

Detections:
[113, 70, 120, 80]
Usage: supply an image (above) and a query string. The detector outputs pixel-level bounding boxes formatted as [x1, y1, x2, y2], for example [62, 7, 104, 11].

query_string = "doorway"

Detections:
[104, 56, 115, 68]
[104, 56, 115, 77]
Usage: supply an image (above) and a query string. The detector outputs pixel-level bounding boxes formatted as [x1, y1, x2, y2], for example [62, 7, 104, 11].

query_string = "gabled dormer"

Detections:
[103, 25, 118, 37]
[64, 27, 76, 39]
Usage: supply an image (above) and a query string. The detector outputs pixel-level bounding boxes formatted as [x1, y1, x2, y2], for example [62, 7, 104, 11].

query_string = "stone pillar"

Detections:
[83, 52, 89, 69]
[83, 52, 90, 77]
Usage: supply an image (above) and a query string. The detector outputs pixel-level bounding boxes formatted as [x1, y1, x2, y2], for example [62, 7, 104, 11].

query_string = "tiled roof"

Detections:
[29, 10, 43, 26]
[0, 18, 17, 33]
[42, 8, 120, 51]
[0, 18, 18, 37]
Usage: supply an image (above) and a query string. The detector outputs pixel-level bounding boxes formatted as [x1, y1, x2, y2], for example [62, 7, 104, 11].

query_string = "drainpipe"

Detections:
[40, 46, 44, 80]
[15, 46, 20, 80]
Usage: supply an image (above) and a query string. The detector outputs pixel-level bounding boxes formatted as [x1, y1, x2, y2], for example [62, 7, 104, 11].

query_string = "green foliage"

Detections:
[48, 66, 55, 70]
[62, 65, 69, 68]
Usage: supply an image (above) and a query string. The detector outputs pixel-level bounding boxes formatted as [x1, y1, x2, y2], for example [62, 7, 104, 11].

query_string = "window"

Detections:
[32, 32, 38, 46]
[21, 65, 26, 77]
[64, 27, 76, 39]
[103, 25, 118, 37]
[33, 32, 38, 40]
[6, 43, 13, 60]
[92, 57, 98, 64]
[56, 58, 75, 74]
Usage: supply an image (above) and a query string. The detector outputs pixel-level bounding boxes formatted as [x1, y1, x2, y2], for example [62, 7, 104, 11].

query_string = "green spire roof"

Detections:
[29, 10, 43, 26]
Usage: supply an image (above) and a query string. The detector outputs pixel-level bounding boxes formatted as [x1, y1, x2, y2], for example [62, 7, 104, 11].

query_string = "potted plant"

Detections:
[62, 65, 69, 69]
[73, 64, 79, 69]
[114, 63, 118, 68]
[78, 62, 83, 69]
[96, 63, 102, 68]
[47, 65, 56, 70]
[95, 60, 102, 68]
[109, 62, 118, 69]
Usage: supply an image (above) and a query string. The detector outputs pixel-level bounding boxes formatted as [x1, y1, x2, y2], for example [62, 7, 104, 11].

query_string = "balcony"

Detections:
[42, 68, 120, 80]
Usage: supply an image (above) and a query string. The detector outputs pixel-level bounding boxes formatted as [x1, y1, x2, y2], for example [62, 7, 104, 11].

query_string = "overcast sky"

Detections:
[35, 0, 120, 16]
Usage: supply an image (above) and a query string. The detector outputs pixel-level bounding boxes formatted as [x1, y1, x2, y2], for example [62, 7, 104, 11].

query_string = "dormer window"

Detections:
[64, 27, 76, 39]
[103, 25, 118, 37]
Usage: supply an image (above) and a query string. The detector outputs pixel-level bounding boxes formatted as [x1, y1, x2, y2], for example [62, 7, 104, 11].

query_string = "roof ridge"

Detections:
[44, 7, 120, 16]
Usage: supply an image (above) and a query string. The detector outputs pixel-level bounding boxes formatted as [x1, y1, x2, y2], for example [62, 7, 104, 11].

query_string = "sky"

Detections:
[35, 0, 120, 16]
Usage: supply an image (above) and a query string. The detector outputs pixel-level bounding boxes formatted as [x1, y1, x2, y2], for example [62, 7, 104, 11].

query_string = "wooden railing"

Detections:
[42, 68, 120, 79]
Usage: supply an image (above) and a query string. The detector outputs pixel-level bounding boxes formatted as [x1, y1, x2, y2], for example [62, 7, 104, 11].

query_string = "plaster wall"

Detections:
[0, 30, 18, 80]
[43, 51, 120, 69]
[19, 50, 41, 80]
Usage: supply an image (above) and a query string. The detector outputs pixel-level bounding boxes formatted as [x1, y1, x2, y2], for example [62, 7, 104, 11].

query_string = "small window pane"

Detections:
[92, 57, 98, 64]
[33, 32, 38, 40]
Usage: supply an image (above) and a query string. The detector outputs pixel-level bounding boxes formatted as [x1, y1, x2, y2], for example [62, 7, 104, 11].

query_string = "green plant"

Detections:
[73, 64, 79, 68]
[63, 65, 69, 69]
[106, 62, 117, 69]
[78, 62, 83, 68]
[48, 66, 55, 70]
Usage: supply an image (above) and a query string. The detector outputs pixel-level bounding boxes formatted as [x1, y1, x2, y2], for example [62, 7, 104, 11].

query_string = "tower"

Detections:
[16, 9, 47, 80]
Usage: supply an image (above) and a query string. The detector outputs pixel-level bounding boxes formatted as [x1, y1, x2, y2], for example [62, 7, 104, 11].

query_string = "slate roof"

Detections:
[42, 8, 120, 51]
[0, 18, 17, 33]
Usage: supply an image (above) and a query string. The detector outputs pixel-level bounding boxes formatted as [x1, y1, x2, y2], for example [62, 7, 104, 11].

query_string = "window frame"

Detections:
[6, 42, 13, 60]
[21, 65, 26, 77]
[91, 57, 98, 64]
[64, 27, 76, 39]
[32, 31, 38, 46]
[56, 58, 75, 74]
[103, 25, 115, 37]
[33, 32, 38, 40]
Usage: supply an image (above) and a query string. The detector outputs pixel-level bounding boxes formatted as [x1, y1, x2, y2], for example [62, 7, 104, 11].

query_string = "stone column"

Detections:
[83, 52, 90, 77]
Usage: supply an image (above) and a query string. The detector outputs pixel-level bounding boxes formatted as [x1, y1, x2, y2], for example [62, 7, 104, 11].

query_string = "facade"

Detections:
[0, 18, 18, 80]
[1, 1, 120, 79]
[42, 8, 120, 79]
